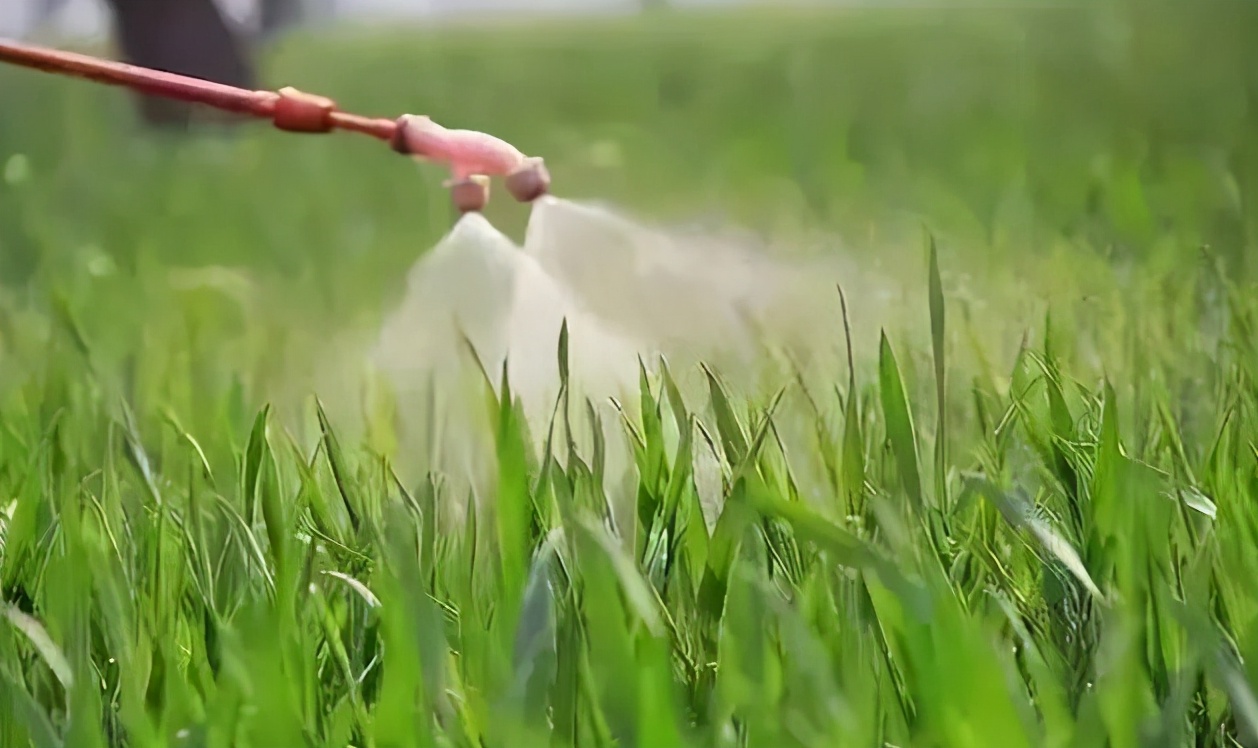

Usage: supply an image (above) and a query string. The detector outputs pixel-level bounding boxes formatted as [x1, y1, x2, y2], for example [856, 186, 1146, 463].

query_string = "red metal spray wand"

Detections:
[0, 37, 550, 213]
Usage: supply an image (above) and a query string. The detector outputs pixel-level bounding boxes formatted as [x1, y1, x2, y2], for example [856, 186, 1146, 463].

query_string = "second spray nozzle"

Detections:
[391, 113, 551, 213]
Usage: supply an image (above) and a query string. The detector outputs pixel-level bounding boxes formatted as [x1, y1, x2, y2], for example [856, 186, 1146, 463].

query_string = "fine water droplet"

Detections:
[588, 140, 623, 168]
[82, 246, 117, 278]
[4, 154, 30, 186]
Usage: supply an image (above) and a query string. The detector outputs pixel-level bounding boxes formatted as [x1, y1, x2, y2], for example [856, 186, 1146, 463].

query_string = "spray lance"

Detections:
[0, 38, 551, 214]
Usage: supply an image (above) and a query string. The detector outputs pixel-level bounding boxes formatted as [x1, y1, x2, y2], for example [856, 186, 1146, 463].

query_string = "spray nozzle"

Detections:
[391, 114, 551, 213]
[0, 38, 552, 217]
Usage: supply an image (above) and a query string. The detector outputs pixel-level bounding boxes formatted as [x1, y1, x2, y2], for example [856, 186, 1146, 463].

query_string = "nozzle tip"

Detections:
[450, 175, 490, 213]
[505, 158, 551, 203]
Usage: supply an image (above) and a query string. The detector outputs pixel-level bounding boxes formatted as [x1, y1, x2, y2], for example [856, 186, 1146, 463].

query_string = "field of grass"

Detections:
[3, 2, 1258, 746]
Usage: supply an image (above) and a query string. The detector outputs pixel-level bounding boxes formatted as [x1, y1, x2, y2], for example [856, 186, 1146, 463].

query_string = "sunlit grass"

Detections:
[1, 3, 1258, 746]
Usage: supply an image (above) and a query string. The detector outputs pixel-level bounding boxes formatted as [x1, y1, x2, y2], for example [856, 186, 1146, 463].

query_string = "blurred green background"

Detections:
[3, 2, 1254, 294]
[1, 0, 1255, 449]
[4, 4, 1258, 746]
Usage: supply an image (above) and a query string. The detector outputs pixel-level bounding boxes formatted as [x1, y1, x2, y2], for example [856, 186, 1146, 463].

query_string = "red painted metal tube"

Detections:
[0, 37, 399, 141]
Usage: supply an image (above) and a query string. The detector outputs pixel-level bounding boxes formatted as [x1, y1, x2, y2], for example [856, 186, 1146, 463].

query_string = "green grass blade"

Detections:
[878, 331, 925, 512]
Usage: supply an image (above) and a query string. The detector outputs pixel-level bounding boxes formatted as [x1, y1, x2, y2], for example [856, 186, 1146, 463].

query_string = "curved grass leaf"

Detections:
[963, 475, 1103, 601]
[927, 234, 949, 509]
[2, 604, 73, 690]
[878, 332, 924, 511]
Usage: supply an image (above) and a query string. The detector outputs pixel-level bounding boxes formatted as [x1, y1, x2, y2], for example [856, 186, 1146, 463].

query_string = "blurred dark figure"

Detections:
[257, 0, 305, 40]
[26, 0, 306, 130]
[104, 0, 257, 130]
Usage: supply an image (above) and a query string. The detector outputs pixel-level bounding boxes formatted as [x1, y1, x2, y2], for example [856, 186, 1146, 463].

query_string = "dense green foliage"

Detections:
[2, 4, 1258, 746]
